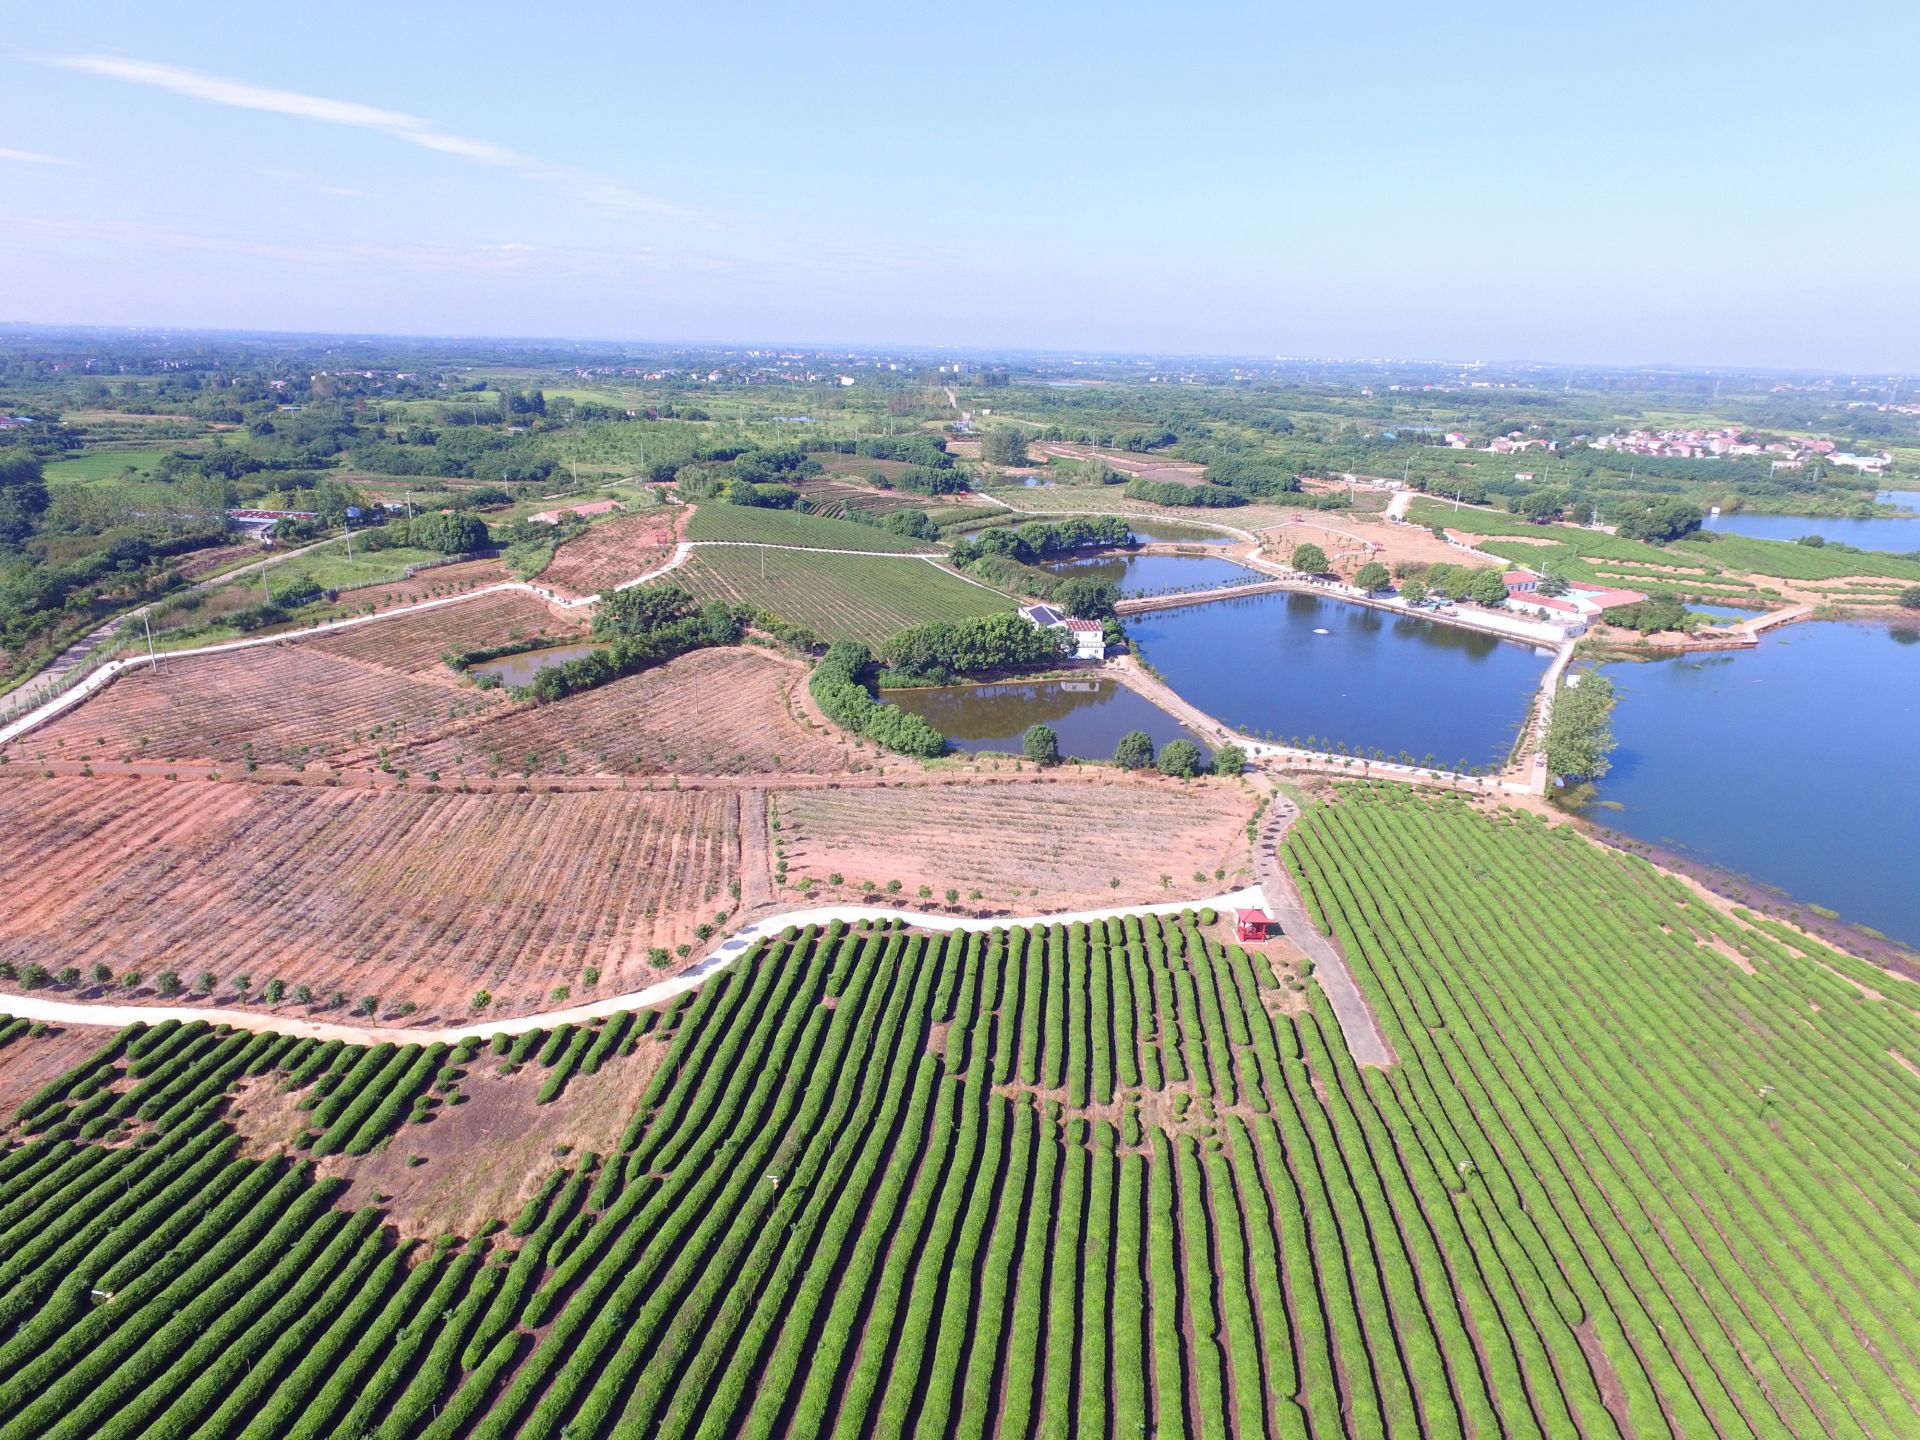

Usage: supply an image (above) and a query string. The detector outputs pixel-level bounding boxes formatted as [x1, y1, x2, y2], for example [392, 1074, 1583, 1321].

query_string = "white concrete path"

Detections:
[0, 887, 1266, 1046]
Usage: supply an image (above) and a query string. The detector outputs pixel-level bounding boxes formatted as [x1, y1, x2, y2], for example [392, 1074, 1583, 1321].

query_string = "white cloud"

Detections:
[0, 145, 74, 166]
[47, 53, 690, 220]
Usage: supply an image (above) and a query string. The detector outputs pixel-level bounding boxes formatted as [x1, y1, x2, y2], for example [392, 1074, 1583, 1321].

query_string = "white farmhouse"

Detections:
[1019, 604, 1107, 661]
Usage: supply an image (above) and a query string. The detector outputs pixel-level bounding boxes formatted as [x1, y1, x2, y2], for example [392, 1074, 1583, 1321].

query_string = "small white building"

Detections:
[1019, 604, 1107, 661]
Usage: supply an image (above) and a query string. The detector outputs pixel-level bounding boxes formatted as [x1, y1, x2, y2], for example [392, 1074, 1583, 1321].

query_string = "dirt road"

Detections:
[0, 887, 1267, 1045]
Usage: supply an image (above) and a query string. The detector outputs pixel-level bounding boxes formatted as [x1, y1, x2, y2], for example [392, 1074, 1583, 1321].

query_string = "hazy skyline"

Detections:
[4, 2, 1916, 371]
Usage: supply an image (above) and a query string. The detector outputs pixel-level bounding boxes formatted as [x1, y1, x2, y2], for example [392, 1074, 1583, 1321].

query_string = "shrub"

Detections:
[1158, 739, 1203, 778]
[1022, 723, 1060, 766]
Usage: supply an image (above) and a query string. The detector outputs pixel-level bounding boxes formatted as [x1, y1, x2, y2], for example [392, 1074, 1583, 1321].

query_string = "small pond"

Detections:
[1125, 521, 1240, 547]
[471, 641, 609, 687]
[882, 678, 1208, 762]
[1040, 551, 1261, 597]
[1126, 590, 1549, 769]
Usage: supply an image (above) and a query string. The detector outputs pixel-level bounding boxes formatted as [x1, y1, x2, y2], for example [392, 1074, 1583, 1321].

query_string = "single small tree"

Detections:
[1113, 730, 1156, 770]
[1023, 723, 1061, 766]
[89, 962, 113, 987]
[981, 426, 1030, 467]
[194, 971, 217, 995]
[157, 971, 183, 997]
[1468, 568, 1511, 606]
[264, 978, 286, 1004]
[1290, 542, 1329, 574]
[1211, 743, 1248, 776]
[1538, 570, 1571, 597]
[472, 990, 493, 1011]
[1400, 577, 1429, 604]
[1352, 561, 1390, 593]
[1158, 739, 1203, 778]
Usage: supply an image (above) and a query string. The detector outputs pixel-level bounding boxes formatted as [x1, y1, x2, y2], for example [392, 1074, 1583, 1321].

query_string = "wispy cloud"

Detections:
[0, 145, 74, 166]
[46, 53, 692, 220]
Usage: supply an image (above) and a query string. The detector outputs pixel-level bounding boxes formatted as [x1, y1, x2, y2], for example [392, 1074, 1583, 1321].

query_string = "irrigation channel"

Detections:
[1588, 616, 1920, 948]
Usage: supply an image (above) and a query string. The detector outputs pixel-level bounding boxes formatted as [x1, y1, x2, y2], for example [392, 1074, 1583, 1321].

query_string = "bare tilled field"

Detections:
[0, 776, 744, 1018]
[17, 644, 500, 768]
[539, 511, 682, 597]
[305, 589, 584, 675]
[392, 646, 861, 778]
[778, 776, 1258, 912]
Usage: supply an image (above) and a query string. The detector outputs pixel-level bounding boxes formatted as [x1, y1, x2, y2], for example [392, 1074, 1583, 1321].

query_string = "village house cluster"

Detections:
[1589, 426, 1891, 473]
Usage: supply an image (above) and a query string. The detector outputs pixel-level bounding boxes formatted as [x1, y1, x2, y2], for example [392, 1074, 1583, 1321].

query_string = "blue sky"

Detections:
[2, 3, 1915, 369]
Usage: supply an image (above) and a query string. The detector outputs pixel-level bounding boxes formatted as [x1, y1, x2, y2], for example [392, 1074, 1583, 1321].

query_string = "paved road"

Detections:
[1252, 790, 1396, 1067]
[0, 886, 1268, 1045]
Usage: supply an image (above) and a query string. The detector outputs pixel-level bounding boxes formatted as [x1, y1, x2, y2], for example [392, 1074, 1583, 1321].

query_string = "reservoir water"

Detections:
[1125, 590, 1549, 768]
[470, 641, 609, 687]
[1592, 620, 1920, 946]
[1041, 551, 1260, 597]
[884, 677, 1208, 761]
[1704, 505, 1920, 553]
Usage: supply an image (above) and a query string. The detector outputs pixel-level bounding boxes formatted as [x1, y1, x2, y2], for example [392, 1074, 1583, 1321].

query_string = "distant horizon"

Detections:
[0, 318, 1910, 382]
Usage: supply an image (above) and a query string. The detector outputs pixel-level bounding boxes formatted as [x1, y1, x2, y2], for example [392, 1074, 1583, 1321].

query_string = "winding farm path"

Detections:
[0, 887, 1269, 1047]
[1252, 790, 1397, 1067]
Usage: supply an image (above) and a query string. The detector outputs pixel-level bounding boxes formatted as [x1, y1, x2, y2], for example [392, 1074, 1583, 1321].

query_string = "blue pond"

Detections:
[1041, 551, 1260, 597]
[1125, 590, 1550, 769]
[883, 677, 1208, 761]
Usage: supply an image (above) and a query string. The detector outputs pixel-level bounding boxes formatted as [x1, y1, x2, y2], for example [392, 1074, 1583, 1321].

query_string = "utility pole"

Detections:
[142, 612, 158, 671]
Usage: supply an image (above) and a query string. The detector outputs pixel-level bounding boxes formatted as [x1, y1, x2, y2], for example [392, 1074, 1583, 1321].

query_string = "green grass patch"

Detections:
[673, 547, 1010, 644]
[685, 505, 934, 552]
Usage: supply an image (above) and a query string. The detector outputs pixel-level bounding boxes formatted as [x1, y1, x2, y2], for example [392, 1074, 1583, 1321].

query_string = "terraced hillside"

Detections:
[0, 790, 1915, 1437]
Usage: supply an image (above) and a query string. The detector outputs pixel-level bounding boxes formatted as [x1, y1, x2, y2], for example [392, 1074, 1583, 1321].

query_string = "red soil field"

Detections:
[539, 512, 682, 598]
[391, 646, 860, 778]
[306, 590, 585, 675]
[779, 776, 1257, 913]
[17, 644, 503, 769]
[0, 775, 746, 1020]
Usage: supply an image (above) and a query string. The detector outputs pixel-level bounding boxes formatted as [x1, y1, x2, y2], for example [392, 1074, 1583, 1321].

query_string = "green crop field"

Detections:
[40, 448, 173, 484]
[2, 787, 1915, 1437]
[684, 504, 935, 552]
[673, 547, 1012, 644]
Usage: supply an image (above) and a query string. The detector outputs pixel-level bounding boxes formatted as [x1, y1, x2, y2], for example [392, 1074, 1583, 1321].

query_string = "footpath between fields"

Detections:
[0, 886, 1271, 1047]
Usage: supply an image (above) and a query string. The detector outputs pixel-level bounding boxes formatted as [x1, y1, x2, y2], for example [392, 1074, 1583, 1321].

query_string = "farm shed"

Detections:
[1235, 907, 1272, 942]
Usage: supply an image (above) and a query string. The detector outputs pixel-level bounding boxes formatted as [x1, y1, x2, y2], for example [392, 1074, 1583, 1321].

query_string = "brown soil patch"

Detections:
[778, 777, 1255, 915]
[0, 1025, 111, 1122]
[392, 647, 858, 779]
[1574, 1318, 1637, 1440]
[307, 590, 585, 675]
[19, 643, 504, 770]
[1697, 935, 1758, 976]
[540, 511, 685, 598]
[227, 1036, 666, 1239]
[1034, 442, 1209, 487]
[1818, 961, 1886, 1002]
[0, 776, 743, 1020]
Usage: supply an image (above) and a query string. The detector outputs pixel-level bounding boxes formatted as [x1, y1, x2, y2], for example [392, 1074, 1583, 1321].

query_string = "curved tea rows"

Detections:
[2, 792, 1915, 1437]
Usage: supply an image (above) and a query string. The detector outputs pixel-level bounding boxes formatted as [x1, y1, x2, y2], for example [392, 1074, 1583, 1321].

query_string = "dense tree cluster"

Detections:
[878, 612, 1071, 684]
[947, 516, 1131, 569]
[1545, 673, 1617, 780]
[1611, 497, 1704, 544]
[808, 641, 946, 757]
[404, 511, 489, 555]
[1602, 593, 1691, 634]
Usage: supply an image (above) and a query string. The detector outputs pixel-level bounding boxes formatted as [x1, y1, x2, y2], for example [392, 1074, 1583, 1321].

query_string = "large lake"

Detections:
[1592, 620, 1920, 945]
[1126, 590, 1550, 768]
[1704, 488, 1920, 553]
[1042, 551, 1260, 597]
[884, 677, 1208, 761]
